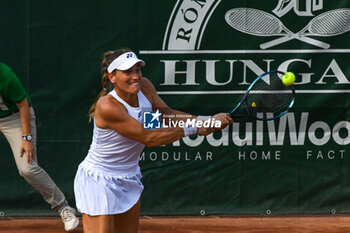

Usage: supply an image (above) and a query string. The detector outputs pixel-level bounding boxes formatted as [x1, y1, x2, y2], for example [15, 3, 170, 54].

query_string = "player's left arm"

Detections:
[140, 77, 232, 129]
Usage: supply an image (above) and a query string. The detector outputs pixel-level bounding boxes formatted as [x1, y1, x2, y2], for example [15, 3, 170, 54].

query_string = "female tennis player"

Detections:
[74, 48, 232, 233]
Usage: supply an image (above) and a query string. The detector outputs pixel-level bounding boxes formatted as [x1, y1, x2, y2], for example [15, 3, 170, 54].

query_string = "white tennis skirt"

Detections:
[74, 161, 144, 216]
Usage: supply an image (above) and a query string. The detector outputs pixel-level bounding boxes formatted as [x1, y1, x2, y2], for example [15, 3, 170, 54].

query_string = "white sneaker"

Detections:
[60, 206, 79, 231]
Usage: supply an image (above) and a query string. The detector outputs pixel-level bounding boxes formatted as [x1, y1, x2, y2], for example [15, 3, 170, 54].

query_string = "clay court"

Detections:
[1, 215, 350, 233]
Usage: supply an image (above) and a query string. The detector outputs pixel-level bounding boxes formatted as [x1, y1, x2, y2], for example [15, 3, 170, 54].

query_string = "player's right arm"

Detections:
[94, 95, 210, 147]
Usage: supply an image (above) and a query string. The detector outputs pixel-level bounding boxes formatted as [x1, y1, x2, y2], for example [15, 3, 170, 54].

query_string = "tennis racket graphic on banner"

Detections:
[224, 8, 330, 49]
[260, 9, 350, 49]
[227, 70, 295, 121]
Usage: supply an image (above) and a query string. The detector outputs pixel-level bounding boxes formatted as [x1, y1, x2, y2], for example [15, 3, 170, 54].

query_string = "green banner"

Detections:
[0, 0, 349, 216]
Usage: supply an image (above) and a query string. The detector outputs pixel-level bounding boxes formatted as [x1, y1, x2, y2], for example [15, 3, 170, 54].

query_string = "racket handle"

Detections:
[227, 113, 233, 118]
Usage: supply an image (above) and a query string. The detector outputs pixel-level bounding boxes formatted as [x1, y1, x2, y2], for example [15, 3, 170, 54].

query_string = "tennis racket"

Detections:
[227, 70, 295, 121]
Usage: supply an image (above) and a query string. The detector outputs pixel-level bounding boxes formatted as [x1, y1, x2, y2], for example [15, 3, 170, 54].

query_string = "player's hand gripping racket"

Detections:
[227, 70, 295, 121]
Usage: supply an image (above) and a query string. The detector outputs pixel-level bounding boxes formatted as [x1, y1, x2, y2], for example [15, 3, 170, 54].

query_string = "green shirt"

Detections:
[0, 63, 31, 117]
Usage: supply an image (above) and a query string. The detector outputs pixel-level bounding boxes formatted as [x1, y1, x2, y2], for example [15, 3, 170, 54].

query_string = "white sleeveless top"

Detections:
[83, 90, 152, 175]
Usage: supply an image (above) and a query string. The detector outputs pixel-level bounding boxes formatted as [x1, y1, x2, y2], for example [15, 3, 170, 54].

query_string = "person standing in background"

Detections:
[0, 62, 79, 232]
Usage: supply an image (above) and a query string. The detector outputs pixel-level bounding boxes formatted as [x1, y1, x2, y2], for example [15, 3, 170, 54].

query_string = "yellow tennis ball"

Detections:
[282, 72, 296, 86]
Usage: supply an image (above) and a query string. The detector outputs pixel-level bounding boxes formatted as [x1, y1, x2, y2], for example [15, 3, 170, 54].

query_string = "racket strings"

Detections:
[246, 72, 294, 118]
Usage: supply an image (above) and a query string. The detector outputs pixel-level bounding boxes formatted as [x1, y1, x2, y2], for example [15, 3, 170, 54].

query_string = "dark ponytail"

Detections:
[88, 48, 133, 121]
